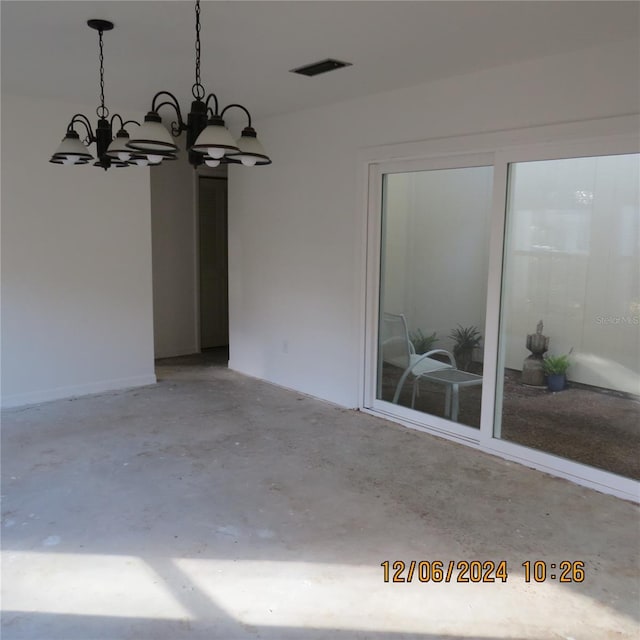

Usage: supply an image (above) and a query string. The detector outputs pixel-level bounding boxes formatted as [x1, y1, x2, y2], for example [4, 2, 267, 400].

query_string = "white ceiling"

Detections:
[2, 1, 638, 121]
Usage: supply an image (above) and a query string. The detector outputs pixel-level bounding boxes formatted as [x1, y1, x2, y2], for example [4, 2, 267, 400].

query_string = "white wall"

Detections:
[227, 39, 639, 408]
[1, 94, 155, 407]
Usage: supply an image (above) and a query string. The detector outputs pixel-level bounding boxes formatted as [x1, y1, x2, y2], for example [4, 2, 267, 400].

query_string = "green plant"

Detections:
[543, 351, 572, 376]
[409, 329, 438, 354]
[449, 325, 482, 351]
[449, 325, 482, 371]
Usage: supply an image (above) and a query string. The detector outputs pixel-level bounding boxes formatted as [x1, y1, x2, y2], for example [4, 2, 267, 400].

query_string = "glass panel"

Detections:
[377, 166, 493, 428]
[496, 153, 640, 479]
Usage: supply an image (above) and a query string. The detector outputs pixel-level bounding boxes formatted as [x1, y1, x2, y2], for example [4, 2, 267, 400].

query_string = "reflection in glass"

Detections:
[376, 166, 493, 428]
[496, 154, 640, 479]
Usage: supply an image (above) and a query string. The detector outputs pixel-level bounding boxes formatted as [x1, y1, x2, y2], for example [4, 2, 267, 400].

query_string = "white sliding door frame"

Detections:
[359, 114, 640, 502]
[483, 138, 640, 502]
[364, 153, 494, 445]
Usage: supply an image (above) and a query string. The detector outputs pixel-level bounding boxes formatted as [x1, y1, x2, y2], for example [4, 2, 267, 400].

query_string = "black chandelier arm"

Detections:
[151, 91, 184, 121]
[152, 102, 186, 137]
[153, 101, 185, 121]
[166, 118, 183, 138]
[110, 113, 140, 131]
[150, 92, 187, 137]
[220, 103, 253, 128]
[67, 114, 95, 142]
[205, 93, 220, 116]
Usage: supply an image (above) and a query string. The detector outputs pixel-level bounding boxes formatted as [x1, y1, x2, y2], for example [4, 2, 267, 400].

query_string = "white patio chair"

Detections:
[380, 313, 456, 405]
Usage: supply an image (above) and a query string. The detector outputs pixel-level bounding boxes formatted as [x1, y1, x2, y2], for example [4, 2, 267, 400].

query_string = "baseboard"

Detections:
[1, 374, 157, 409]
[228, 360, 357, 410]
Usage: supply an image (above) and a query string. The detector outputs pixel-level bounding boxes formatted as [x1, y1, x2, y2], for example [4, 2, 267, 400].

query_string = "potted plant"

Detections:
[543, 351, 572, 391]
[449, 325, 482, 371]
[409, 329, 438, 355]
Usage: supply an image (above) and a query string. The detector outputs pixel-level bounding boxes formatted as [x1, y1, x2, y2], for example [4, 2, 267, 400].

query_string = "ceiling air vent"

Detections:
[290, 58, 352, 77]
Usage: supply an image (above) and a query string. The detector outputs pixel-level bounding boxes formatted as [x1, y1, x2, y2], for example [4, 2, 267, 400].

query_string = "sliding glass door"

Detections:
[495, 153, 640, 480]
[365, 141, 639, 497]
[373, 159, 493, 436]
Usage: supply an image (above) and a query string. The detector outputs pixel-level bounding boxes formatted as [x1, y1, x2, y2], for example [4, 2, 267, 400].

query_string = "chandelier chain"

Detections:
[192, 0, 205, 99]
[97, 29, 108, 118]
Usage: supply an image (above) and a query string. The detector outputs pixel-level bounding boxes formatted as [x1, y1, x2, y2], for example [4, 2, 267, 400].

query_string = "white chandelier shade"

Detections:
[126, 114, 179, 155]
[227, 128, 271, 166]
[105, 129, 133, 162]
[50, 131, 94, 164]
[190, 116, 239, 158]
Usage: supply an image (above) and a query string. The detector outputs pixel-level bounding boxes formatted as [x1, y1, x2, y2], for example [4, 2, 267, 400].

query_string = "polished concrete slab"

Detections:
[2, 354, 639, 639]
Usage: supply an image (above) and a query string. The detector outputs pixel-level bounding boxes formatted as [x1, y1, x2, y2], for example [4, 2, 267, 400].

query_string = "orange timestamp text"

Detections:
[381, 560, 586, 583]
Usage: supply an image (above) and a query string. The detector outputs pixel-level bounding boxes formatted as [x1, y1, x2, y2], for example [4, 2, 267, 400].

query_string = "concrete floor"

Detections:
[2, 352, 639, 639]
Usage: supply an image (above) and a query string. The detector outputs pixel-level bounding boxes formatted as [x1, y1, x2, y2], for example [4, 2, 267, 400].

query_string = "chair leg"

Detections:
[411, 378, 419, 408]
[452, 383, 460, 422]
[444, 385, 451, 418]
[392, 367, 413, 404]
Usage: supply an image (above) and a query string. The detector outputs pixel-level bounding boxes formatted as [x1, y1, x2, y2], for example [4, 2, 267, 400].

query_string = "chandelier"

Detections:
[49, 20, 148, 170]
[127, 0, 271, 169]
[50, 0, 270, 171]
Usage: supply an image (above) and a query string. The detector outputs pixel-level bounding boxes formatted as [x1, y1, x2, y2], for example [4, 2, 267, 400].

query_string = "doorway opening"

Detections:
[198, 176, 229, 363]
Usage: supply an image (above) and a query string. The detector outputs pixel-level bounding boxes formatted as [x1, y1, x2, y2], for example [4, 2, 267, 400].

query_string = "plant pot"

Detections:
[546, 374, 566, 392]
[454, 348, 473, 372]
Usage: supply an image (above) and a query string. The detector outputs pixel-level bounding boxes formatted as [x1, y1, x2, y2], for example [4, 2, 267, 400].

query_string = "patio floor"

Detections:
[381, 365, 640, 480]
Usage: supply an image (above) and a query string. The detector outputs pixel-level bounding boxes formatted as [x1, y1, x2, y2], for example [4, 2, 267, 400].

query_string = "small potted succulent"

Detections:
[543, 351, 572, 392]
